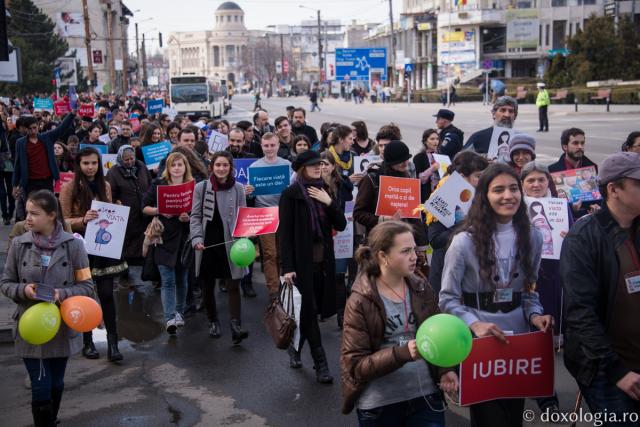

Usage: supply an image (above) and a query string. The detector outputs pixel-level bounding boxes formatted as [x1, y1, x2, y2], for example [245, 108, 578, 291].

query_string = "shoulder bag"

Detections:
[263, 282, 296, 349]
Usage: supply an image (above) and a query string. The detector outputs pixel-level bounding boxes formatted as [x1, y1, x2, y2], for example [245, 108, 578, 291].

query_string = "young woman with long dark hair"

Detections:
[413, 128, 441, 202]
[59, 147, 126, 362]
[439, 163, 553, 426]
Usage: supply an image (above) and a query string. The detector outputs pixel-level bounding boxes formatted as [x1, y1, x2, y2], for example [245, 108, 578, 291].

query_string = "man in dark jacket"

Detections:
[108, 120, 133, 154]
[235, 120, 262, 157]
[433, 108, 464, 158]
[560, 152, 640, 423]
[226, 128, 257, 159]
[463, 96, 518, 155]
[291, 108, 319, 147]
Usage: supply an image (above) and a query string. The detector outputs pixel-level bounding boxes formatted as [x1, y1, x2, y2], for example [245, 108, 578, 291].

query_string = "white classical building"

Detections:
[167, 1, 248, 84]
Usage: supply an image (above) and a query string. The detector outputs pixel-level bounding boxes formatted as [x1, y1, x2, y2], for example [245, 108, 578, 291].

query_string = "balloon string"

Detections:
[202, 239, 236, 250]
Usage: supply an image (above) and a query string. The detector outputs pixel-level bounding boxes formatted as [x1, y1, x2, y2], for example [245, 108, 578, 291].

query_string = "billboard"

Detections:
[506, 9, 540, 50]
[56, 12, 83, 38]
[56, 57, 78, 86]
[335, 48, 387, 81]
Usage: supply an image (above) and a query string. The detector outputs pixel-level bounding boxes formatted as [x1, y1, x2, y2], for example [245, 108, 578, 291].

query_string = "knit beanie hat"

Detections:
[383, 140, 411, 166]
[509, 134, 536, 160]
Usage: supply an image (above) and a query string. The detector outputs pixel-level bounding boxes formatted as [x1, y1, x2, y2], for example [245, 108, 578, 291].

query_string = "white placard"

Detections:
[525, 197, 569, 260]
[334, 221, 354, 260]
[84, 201, 130, 260]
[487, 127, 516, 162]
[432, 153, 451, 178]
[101, 154, 117, 172]
[162, 107, 178, 120]
[207, 130, 229, 153]
[424, 172, 475, 228]
[354, 155, 381, 174]
[98, 133, 111, 144]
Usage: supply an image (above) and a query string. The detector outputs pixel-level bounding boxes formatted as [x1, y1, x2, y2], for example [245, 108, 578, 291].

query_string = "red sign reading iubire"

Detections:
[459, 331, 555, 406]
[157, 181, 195, 215]
[232, 207, 279, 237]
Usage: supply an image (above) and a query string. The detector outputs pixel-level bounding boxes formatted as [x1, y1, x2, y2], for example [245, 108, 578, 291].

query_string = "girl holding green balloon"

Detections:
[1, 190, 94, 426]
[439, 163, 553, 427]
[341, 220, 458, 425]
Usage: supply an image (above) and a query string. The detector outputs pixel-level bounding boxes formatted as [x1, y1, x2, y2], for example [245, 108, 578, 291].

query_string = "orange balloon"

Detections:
[60, 296, 103, 332]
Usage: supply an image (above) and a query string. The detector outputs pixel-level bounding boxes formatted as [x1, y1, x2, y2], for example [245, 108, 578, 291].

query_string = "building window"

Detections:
[227, 15, 231, 22]
[552, 20, 567, 49]
[551, 0, 567, 6]
[539, 24, 542, 47]
[213, 46, 220, 67]
[482, 26, 506, 54]
[545, 24, 550, 46]
[235, 15, 238, 22]
[575, 22, 581, 32]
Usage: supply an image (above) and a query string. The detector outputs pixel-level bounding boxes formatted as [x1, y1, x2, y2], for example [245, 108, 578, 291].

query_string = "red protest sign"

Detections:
[232, 207, 279, 237]
[79, 103, 95, 118]
[53, 100, 71, 116]
[459, 331, 554, 406]
[157, 181, 195, 215]
[54, 172, 75, 194]
[375, 176, 421, 219]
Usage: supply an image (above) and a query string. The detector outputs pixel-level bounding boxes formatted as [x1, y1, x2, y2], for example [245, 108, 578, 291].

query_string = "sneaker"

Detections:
[174, 313, 185, 327]
[166, 319, 177, 335]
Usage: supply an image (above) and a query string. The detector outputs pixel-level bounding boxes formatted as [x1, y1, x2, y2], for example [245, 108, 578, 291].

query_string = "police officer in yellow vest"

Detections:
[536, 82, 550, 132]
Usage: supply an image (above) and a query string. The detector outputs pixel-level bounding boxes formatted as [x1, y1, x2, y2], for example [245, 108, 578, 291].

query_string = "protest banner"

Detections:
[375, 176, 421, 219]
[424, 172, 475, 228]
[249, 164, 290, 196]
[147, 98, 164, 114]
[550, 166, 601, 203]
[354, 155, 381, 174]
[232, 207, 280, 237]
[459, 331, 554, 406]
[432, 153, 451, 178]
[33, 97, 53, 112]
[54, 172, 74, 193]
[162, 106, 178, 120]
[83, 201, 130, 260]
[207, 130, 229, 153]
[98, 133, 111, 144]
[525, 197, 569, 260]
[53, 100, 71, 116]
[79, 144, 108, 155]
[78, 103, 95, 118]
[487, 127, 516, 162]
[157, 181, 195, 215]
[141, 141, 172, 169]
[334, 201, 354, 260]
[233, 158, 257, 185]
[101, 154, 117, 172]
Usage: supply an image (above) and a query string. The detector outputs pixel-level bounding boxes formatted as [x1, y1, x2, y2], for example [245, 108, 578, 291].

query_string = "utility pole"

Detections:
[105, 1, 116, 93]
[142, 33, 148, 88]
[135, 23, 140, 86]
[82, 0, 94, 92]
[280, 33, 285, 80]
[120, 16, 128, 95]
[317, 9, 323, 83]
[388, 0, 396, 88]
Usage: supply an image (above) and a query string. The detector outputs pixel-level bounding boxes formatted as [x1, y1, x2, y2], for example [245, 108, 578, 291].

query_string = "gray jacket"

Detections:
[190, 180, 248, 280]
[439, 229, 544, 334]
[1, 231, 94, 359]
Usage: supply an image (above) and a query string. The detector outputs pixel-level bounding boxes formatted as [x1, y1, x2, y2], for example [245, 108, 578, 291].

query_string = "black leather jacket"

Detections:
[560, 204, 640, 387]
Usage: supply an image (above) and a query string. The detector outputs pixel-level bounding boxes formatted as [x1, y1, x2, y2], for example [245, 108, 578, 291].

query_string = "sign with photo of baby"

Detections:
[550, 166, 601, 203]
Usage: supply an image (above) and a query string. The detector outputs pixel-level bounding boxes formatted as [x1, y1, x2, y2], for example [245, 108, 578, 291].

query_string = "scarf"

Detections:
[328, 145, 353, 172]
[296, 175, 327, 239]
[210, 174, 235, 192]
[31, 221, 64, 255]
[116, 145, 138, 178]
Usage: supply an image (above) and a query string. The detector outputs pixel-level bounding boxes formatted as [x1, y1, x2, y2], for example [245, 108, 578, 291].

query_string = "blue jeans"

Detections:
[24, 357, 68, 403]
[158, 264, 188, 321]
[357, 394, 446, 427]
[579, 369, 640, 427]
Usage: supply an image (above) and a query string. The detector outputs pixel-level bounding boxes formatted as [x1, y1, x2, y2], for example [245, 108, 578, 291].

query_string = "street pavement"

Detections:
[1, 97, 635, 426]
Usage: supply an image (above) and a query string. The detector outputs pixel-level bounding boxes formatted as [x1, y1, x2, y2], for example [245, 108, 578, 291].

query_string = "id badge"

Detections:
[40, 255, 51, 267]
[493, 288, 513, 303]
[624, 271, 640, 294]
[399, 335, 412, 347]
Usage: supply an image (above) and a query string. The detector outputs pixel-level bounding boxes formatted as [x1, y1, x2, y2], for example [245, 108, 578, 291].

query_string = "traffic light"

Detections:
[158, 32, 163, 48]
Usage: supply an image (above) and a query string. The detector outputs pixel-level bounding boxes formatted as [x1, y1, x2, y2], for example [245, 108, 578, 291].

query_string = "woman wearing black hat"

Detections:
[279, 150, 347, 383]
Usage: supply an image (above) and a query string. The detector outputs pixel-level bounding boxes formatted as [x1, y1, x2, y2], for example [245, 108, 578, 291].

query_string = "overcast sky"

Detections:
[125, 0, 402, 54]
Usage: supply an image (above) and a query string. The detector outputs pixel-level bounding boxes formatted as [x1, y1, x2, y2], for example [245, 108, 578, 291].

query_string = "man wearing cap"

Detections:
[75, 115, 93, 142]
[463, 96, 518, 155]
[561, 152, 640, 423]
[507, 134, 536, 175]
[434, 109, 464, 158]
[536, 82, 550, 132]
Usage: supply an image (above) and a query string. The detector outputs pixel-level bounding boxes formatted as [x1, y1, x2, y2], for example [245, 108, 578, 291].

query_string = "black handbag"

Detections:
[180, 237, 194, 268]
[141, 244, 160, 282]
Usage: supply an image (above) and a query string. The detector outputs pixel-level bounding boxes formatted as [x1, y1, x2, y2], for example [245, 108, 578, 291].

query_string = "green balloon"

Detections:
[416, 313, 473, 367]
[229, 238, 256, 267]
[18, 302, 61, 345]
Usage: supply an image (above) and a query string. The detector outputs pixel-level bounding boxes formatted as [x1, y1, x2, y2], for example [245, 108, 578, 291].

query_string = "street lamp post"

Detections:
[299, 5, 323, 83]
[133, 17, 153, 87]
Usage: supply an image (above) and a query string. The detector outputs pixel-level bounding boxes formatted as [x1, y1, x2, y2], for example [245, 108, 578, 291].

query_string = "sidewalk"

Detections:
[0, 223, 15, 343]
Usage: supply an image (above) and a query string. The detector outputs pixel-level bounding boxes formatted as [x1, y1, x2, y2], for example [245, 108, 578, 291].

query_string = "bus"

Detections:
[169, 76, 225, 118]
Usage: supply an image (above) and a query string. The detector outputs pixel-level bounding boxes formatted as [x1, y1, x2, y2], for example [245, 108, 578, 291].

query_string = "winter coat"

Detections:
[0, 231, 94, 359]
[59, 180, 113, 233]
[279, 182, 347, 318]
[190, 179, 248, 279]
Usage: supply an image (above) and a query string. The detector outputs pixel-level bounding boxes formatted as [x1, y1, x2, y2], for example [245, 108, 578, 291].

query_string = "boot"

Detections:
[240, 281, 257, 298]
[31, 400, 55, 427]
[287, 344, 302, 369]
[107, 333, 123, 362]
[311, 347, 333, 384]
[209, 321, 221, 338]
[51, 389, 63, 425]
[82, 332, 99, 359]
[230, 319, 248, 345]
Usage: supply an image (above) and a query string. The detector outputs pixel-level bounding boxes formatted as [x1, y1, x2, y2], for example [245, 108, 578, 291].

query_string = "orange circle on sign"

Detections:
[459, 189, 472, 203]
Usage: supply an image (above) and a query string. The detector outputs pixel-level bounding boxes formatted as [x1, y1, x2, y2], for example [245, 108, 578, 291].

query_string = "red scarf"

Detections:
[209, 174, 235, 192]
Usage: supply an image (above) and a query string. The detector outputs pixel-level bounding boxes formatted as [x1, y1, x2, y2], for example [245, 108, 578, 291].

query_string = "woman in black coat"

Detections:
[279, 150, 347, 384]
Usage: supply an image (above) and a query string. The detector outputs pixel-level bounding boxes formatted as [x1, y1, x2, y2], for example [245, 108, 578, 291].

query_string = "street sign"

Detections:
[335, 48, 387, 82]
[604, 2, 616, 16]
[404, 63, 413, 74]
[92, 50, 103, 64]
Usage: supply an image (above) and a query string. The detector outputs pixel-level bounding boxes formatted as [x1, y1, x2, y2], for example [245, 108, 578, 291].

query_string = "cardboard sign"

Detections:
[33, 97, 54, 112]
[101, 154, 117, 172]
[79, 103, 95, 118]
[141, 141, 172, 169]
[424, 172, 475, 228]
[459, 331, 555, 406]
[79, 144, 108, 155]
[525, 197, 570, 260]
[207, 130, 229, 153]
[83, 201, 130, 260]
[432, 153, 451, 178]
[487, 127, 516, 162]
[249, 164, 290, 196]
[157, 180, 195, 215]
[233, 158, 257, 185]
[551, 166, 601, 203]
[53, 100, 71, 116]
[375, 176, 421, 219]
[232, 207, 280, 237]
[147, 98, 164, 114]
[354, 155, 381, 174]
[54, 172, 74, 193]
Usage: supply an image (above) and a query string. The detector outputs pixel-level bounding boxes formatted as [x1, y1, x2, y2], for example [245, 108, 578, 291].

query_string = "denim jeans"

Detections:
[579, 369, 640, 427]
[24, 357, 68, 403]
[356, 394, 446, 427]
[158, 264, 188, 321]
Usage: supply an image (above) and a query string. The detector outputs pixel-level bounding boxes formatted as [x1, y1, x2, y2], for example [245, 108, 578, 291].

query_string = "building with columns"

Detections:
[167, 1, 248, 84]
